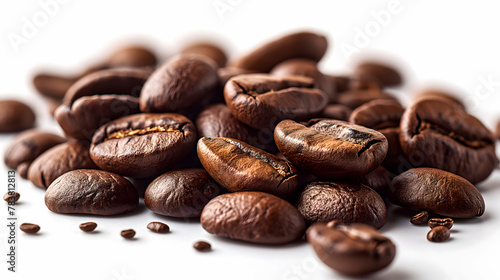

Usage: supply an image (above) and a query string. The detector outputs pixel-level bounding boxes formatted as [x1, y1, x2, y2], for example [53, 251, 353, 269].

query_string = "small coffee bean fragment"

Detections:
[3, 192, 20, 203]
[20, 223, 40, 234]
[147, 222, 170, 233]
[193, 241, 211, 252]
[428, 218, 454, 229]
[79, 222, 98, 232]
[427, 226, 450, 242]
[121, 229, 136, 239]
[410, 211, 429, 225]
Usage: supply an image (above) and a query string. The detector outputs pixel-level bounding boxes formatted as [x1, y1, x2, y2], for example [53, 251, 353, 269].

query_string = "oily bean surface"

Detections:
[410, 211, 429, 225]
[428, 218, 454, 229]
[121, 229, 136, 239]
[427, 226, 450, 242]
[79, 222, 98, 232]
[193, 241, 211, 251]
[20, 223, 40, 234]
[147, 222, 170, 233]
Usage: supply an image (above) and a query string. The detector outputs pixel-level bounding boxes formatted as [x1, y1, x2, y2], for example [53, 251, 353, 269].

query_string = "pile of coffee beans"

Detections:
[2, 31, 499, 276]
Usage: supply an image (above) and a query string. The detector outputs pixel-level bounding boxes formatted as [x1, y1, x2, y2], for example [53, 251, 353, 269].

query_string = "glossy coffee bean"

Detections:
[359, 165, 393, 195]
[28, 141, 98, 189]
[229, 32, 327, 73]
[106, 45, 157, 68]
[3, 192, 20, 203]
[296, 181, 387, 228]
[181, 42, 227, 68]
[388, 168, 485, 218]
[121, 229, 136, 239]
[90, 113, 196, 178]
[193, 241, 211, 251]
[197, 137, 299, 199]
[33, 73, 77, 100]
[79, 222, 98, 232]
[0, 100, 36, 133]
[427, 226, 450, 242]
[428, 218, 454, 229]
[306, 222, 396, 276]
[274, 119, 388, 179]
[321, 104, 352, 121]
[224, 74, 328, 129]
[415, 89, 465, 109]
[140, 54, 219, 112]
[400, 98, 498, 183]
[354, 61, 403, 87]
[45, 169, 138, 215]
[496, 121, 500, 141]
[147, 222, 170, 233]
[145, 168, 226, 218]
[201, 192, 305, 244]
[337, 87, 397, 109]
[410, 211, 429, 225]
[20, 223, 40, 234]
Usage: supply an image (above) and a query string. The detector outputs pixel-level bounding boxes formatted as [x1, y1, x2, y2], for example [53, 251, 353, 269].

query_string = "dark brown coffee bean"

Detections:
[217, 67, 256, 87]
[354, 61, 403, 87]
[410, 211, 429, 225]
[0, 100, 36, 133]
[16, 162, 30, 179]
[201, 192, 305, 244]
[197, 137, 299, 199]
[229, 32, 327, 73]
[337, 87, 398, 109]
[33, 73, 77, 100]
[181, 42, 227, 68]
[28, 141, 98, 189]
[126, 176, 154, 198]
[359, 165, 393, 195]
[274, 119, 388, 179]
[79, 222, 98, 232]
[415, 90, 465, 109]
[147, 222, 170, 233]
[107, 45, 157, 68]
[45, 170, 139, 215]
[145, 168, 226, 218]
[327, 75, 350, 94]
[90, 113, 196, 178]
[296, 181, 387, 228]
[388, 168, 485, 218]
[193, 241, 211, 251]
[3, 192, 20, 203]
[121, 229, 136, 239]
[496, 121, 500, 141]
[45, 97, 63, 116]
[4, 130, 66, 173]
[428, 218, 454, 229]
[400, 98, 498, 184]
[306, 222, 396, 276]
[224, 74, 328, 129]
[321, 104, 352, 121]
[140, 54, 218, 113]
[20, 223, 40, 234]
[427, 226, 450, 242]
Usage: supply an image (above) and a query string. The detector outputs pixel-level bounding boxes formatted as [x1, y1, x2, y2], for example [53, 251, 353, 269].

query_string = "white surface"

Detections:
[1, 1, 500, 279]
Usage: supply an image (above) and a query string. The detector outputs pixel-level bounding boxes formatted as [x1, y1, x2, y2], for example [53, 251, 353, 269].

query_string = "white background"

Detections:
[1, 1, 500, 279]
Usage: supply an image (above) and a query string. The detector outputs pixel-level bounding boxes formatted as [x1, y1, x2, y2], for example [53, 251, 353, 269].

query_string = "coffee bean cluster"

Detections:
[2, 31, 498, 276]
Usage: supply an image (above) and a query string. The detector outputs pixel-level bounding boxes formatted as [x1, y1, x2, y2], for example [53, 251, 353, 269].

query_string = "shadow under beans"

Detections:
[454, 212, 491, 224]
[212, 235, 307, 250]
[379, 206, 413, 233]
[336, 268, 414, 280]
[152, 213, 201, 225]
[53, 202, 148, 219]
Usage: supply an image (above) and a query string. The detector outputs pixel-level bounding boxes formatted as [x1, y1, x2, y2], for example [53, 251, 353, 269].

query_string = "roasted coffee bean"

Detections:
[415, 89, 465, 109]
[45, 97, 62, 116]
[296, 181, 387, 228]
[181, 42, 227, 68]
[327, 75, 350, 94]
[45, 170, 139, 215]
[20, 223, 40, 234]
[4, 130, 66, 178]
[217, 67, 256, 87]
[359, 165, 393, 195]
[410, 211, 429, 225]
[140, 54, 218, 113]
[428, 218, 454, 229]
[201, 192, 305, 244]
[197, 137, 299, 199]
[3, 192, 20, 203]
[321, 104, 352, 121]
[79, 222, 98, 232]
[147, 222, 170, 233]
[193, 241, 211, 251]
[33, 73, 77, 100]
[229, 32, 327, 73]
[106, 45, 157, 68]
[16, 162, 30, 179]
[90, 113, 196, 178]
[28, 141, 98, 189]
[400, 98, 498, 183]
[0, 100, 36, 133]
[337, 87, 397, 109]
[121, 229, 136, 239]
[427, 226, 450, 242]
[145, 168, 225, 218]
[496, 121, 500, 141]
[306, 222, 396, 276]
[354, 61, 403, 87]
[388, 168, 485, 218]
[274, 119, 388, 179]
[224, 74, 328, 129]
[126, 176, 155, 198]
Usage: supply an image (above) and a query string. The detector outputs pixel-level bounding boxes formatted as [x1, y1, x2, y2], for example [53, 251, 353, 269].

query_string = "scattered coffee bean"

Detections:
[428, 218, 454, 229]
[0, 100, 36, 133]
[79, 222, 98, 232]
[121, 229, 136, 239]
[147, 222, 170, 233]
[3, 192, 20, 203]
[354, 61, 403, 87]
[20, 223, 40, 234]
[181, 42, 227, 68]
[427, 226, 450, 242]
[193, 241, 212, 252]
[410, 211, 429, 225]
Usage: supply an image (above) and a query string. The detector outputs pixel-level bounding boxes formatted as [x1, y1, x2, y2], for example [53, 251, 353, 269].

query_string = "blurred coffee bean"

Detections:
[354, 61, 403, 87]
[107, 45, 157, 68]
[321, 104, 352, 121]
[181, 42, 227, 67]
[0, 100, 36, 133]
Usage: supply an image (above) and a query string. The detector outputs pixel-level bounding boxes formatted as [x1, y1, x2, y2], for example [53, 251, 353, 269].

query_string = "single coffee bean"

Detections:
[337, 87, 398, 109]
[145, 168, 226, 218]
[4, 130, 66, 177]
[400, 98, 498, 184]
[359, 165, 393, 195]
[415, 89, 465, 109]
[410, 211, 429, 225]
[106, 45, 157, 68]
[306, 222, 396, 276]
[45, 170, 139, 215]
[201, 192, 306, 244]
[296, 181, 387, 228]
[20, 223, 40, 234]
[321, 104, 352, 121]
[181, 42, 227, 68]
[427, 226, 450, 242]
[28, 141, 98, 189]
[121, 229, 136, 239]
[229, 31, 327, 73]
[140, 54, 219, 113]
[0, 100, 36, 133]
[428, 218, 454, 229]
[197, 137, 299, 199]
[354, 61, 403, 87]
[147, 222, 170, 233]
[388, 168, 485, 218]
[33, 73, 77, 100]
[274, 119, 388, 179]
[3, 192, 20, 203]
[224, 74, 328, 129]
[79, 222, 98, 232]
[90, 113, 196, 178]
[193, 241, 211, 251]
